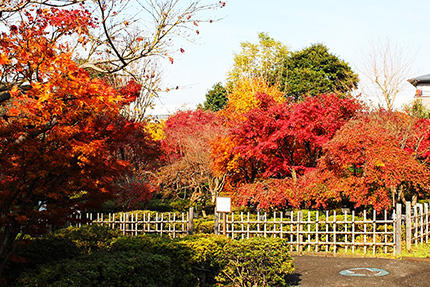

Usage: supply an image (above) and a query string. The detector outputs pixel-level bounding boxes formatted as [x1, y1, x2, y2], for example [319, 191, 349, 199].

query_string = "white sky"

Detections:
[148, 0, 430, 115]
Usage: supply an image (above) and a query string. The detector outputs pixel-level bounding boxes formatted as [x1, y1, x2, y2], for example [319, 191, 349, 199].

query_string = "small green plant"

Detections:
[194, 216, 216, 234]
[402, 243, 430, 258]
[180, 234, 230, 285]
[217, 237, 295, 287]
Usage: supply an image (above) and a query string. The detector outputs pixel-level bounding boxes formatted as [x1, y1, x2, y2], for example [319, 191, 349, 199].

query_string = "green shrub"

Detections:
[179, 235, 294, 287]
[15, 237, 79, 266]
[180, 234, 230, 285]
[110, 236, 197, 286]
[8, 225, 119, 286]
[146, 198, 190, 212]
[6, 238, 80, 285]
[51, 224, 121, 253]
[216, 237, 294, 287]
[194, 218, 215, 234]
[12, 225, 295, 287]
[17, 250, 173, 287]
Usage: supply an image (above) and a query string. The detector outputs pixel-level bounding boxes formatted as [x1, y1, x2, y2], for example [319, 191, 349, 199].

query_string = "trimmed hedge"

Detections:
[110, 236, 197, 286]
[217, 237, 294, 286]
[180, 235, 230, 285]
[51, 224, 122, 254]
[13, 225, 295, 287]
[17, 250, 172, 287]
[6, 237, 80, 285]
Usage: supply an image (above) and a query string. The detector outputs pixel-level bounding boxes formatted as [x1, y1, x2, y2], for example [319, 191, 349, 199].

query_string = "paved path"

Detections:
[288, 256, 430, 287]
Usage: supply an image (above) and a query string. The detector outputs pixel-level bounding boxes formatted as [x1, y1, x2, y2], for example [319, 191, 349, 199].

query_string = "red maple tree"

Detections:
[304, 111, 430, 211]
[157, 110, 227, 205]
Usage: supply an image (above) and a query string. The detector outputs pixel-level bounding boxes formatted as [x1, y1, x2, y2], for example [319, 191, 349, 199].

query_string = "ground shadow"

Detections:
[285, 272, 301, 286]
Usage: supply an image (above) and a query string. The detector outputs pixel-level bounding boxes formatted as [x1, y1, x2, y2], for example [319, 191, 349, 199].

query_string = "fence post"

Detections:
[406, 201, 412, 251]
[214, 207, 219, 235]
[394, 203, 402, 256]
[187, 207, 194, 235]
[419, 204, 424, 244]
[298, 211, 303, 253]
[424, 203, 429, 243]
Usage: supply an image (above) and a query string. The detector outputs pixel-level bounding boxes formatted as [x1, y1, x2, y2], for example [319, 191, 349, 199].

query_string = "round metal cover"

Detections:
[339, 267, 389, 277]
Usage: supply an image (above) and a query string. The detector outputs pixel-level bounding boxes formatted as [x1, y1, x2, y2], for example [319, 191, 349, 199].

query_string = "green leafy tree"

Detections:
[228, 34, 358, 102]
[227, 32, 289, 87]
[202, 82, 228, 111]
[285, 43, 359, 101]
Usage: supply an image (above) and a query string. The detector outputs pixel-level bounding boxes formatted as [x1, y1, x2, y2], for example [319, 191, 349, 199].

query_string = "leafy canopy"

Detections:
[212, 93, 362, 205]
[202, 82, 228, 112]
[302, 111, 430, 211]
[227, 34, 358, 101]
[228, 32, 288, 87]
[285, 43, 359, 100]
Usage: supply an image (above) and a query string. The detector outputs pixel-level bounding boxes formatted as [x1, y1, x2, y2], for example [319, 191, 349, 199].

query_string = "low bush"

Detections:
[180, 234, 230, 285]
[13, 237, 80, 267]
[194, 217, 215, 234]
[217, 237, 294, 287]
[110, 236, 197, 286]
[51, 224, 121, 254]
[13, 225, 295, 287]
[146, 198, 191, 212]
[6, 237, 80, 285]
[7, 225, 120, 286]
[16, 250, 173, 287]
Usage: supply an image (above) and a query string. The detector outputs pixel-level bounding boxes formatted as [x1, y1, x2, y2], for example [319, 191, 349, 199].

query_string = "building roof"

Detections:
[408, 74, 430, 86]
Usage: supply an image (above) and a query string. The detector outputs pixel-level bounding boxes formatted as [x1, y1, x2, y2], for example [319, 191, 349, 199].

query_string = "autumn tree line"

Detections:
[156, 33, 430, 213]
[0, 0, 429, 280]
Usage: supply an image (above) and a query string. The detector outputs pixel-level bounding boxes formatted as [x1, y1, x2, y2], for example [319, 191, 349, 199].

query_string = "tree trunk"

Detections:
[398, 186, 407, 205]
[412, 194, 418, 206]
[291, 168, 297, 183]
[391, 185, 397, 206]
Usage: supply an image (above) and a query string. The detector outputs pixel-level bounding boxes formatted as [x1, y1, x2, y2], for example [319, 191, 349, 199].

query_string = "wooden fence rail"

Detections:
[72, 208, 194, 238]
[217, 209, 398, 255]
[72, 202, 430, 256]
[408, 202, 430, 248]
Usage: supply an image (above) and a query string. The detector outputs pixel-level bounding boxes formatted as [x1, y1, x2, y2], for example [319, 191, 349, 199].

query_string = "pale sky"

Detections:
[149, 0, 430, 115]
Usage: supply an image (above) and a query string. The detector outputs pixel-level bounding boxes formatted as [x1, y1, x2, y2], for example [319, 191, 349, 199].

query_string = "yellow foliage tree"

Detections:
[224, 77, 285, 115]
[145, 120, 165, 141]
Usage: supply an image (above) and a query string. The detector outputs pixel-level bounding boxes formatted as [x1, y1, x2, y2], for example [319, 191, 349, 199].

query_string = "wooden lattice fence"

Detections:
[406, 202, 430, 250]
[72, 208, 194, 238]
[72, 202, 430, 256]
[216, 209, 397, 255]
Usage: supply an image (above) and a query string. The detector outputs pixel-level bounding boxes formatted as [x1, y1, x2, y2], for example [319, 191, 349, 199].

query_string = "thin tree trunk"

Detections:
[391, 185, 396, 206]
[412, 194, 418, 206]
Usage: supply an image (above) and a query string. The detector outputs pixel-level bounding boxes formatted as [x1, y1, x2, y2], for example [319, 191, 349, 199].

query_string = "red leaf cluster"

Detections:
[226, 93, 361, 181]
[119, 79, 142, 105]
[157, 110, 227, 203]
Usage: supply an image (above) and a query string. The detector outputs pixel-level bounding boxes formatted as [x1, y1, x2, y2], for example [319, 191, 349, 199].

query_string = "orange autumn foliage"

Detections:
[0, 8, 159, 274]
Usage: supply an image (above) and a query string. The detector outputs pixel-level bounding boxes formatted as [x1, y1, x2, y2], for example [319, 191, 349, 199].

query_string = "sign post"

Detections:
[216, 197, 231, 236]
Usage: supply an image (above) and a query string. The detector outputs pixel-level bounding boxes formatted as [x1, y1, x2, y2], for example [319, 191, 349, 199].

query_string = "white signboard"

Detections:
[216, 197, 231, 213]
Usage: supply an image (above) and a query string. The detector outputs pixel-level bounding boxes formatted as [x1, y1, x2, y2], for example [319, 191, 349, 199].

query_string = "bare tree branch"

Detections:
[0, 0, 82, 20]
[359, 39, 415, 110]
